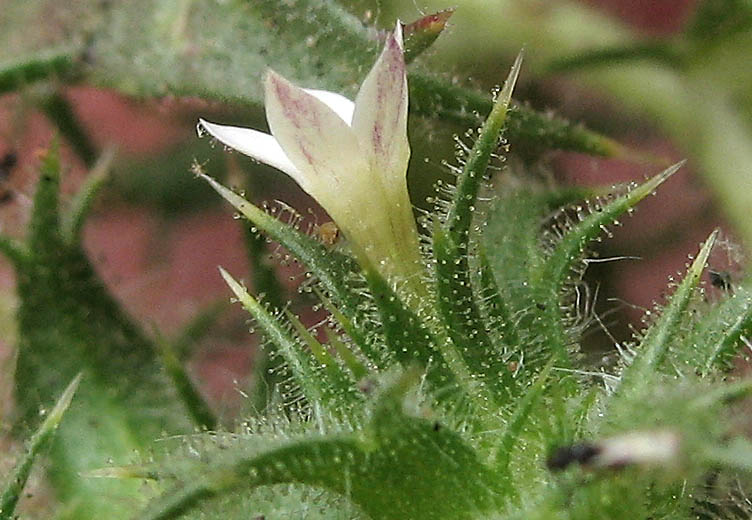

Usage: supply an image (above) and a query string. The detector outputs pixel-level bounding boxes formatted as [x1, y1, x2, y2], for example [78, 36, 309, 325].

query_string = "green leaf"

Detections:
[9, 145, 188, 519]
[545, 41, 684, 73]
[684, 283, 752, 374]
[483, 189, 553, 304]
[482, 189, 566, 375]
[0, 235, 28, 267]
[494, 361, 553, 477]
[61, 147, 115, 243]
[360, 266, 456, 394]
[536, 162, 683, 307]
[0, 46, 77, 94]
[138, 371, 500, 520]
[285, 310, 362, 403]
[40, 91, 98, 167]
[156, 337, 217, 432]
[407, 71, 625, 157]
[2, 0, 624, 158]
[324, 326, 369, 381]
[618, 229, 719, 393]
[433, 225, 514, 402]
[477, 247, 518, 350]
[532, 162, 684, 364]
[158, 300, 223, 430]
[220, 268, 362, 418]
[202, 174, 388, 367]
[431, 55, 522, 402]
[442, 50, 522, 245]
[686, 0, 752, 45]
[242, 175, 290, 410]
[0, 374, 81, 520]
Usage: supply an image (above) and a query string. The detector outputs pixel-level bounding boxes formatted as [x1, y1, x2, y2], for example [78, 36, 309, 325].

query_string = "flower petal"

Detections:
[197, 118, 306, 186]
[264, 70, 368, 193]
[303, 89, 355, 125]
[351, 22, 410, 185]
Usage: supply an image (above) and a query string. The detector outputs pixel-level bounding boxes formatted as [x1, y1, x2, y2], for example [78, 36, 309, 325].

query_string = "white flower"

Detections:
[199, 23, 423, 290]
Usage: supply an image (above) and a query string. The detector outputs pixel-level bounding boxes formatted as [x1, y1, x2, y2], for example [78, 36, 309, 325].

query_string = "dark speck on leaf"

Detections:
[709, 270, 732, 291]
[546, 442, 601, 471]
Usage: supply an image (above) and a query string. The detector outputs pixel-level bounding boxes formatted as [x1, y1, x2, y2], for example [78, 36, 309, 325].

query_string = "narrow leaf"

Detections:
[538, 161, 684, 293]
[443, 50, 522, 244]
[0, 235, 28, 267]
[361, 266, 456, 396]
[203, 174, 387, 367]
[61, 146, 116, 243]
[220, 268, 360, 417]
[325, 327, 369, 381]
[0, 46, 77, 95]
[546, 41, 683, 73]
[478, 247, 518, 349]
[170, 300, 226, 360]
[408, 70, 626, 157]
[285, 310, 363, 406]
[431, 55, 522, 402]
[531, 163, 684, 363]
[494, 361, 553, 476]
[482, 189, 572, 373]
[27, 143, 63, 249]
[618, 229, 719, 392]
[156, 338, 217, 431]
[0, 374, 81, 520]
[40, 91, 98, 167]
[433, 225, 514, 402]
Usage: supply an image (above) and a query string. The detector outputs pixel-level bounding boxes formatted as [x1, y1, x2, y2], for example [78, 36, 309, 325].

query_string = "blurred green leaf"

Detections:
[0, 0, 624, 159]
[0, 374, 80, 520]
[686, 0, 752, 44]
[0, 47, 76, 94]
[3, 146, 189, 519]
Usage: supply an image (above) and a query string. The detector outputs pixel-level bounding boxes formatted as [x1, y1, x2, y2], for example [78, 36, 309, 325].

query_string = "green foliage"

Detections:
[3, 2, 752, 520]
[127, 59, 752, 520]
[0, 0, 621, 158]
[0, 374, 80, 520]
[1, 146, 197, 519]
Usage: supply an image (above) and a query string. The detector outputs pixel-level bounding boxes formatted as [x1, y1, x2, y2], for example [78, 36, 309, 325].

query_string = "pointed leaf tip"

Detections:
[218, 266, 242, 296]
[627, 159, 685, 203]
[654, 159, 686, 184]
[498, 50, 524, 107]
[47, 372, 83, 426]
[441, 52, 523, 245]
[617, 227, 718, 390]
[0, 373, 81, 520]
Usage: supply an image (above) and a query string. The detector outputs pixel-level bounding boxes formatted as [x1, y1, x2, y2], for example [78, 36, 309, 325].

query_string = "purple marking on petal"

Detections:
[270, 76, 325, 176]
